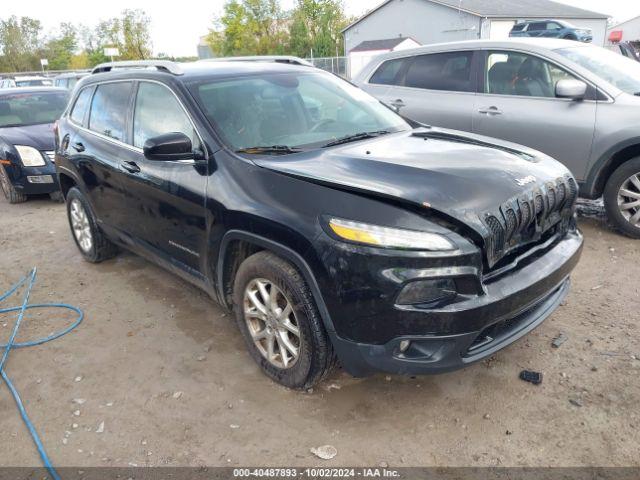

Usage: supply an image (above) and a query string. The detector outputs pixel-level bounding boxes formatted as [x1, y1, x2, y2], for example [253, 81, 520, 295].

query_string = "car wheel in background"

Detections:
[0, 165, 27, 204]
[50, 191, 64, 203]
[65, 187, 119, 262]
[233, 251, 337, 389]
[604, 158, 640, 239]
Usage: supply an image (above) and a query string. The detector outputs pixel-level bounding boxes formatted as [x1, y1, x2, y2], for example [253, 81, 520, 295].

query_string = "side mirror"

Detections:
[143, 132, 193, 161]
[555, 79, 587, 100]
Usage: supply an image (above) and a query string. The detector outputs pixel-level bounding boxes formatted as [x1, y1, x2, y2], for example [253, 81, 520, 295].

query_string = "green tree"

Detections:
[120, 9, 152, 59]
[43, 23, 78, 70]
[0, 16, 42, 71]
[207, 0, 287, 56]
[288, 0, 348, 58]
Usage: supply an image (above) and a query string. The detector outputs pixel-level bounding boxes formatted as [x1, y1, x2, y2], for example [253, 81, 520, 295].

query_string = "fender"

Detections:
[216, 230, 336, 334]
[583, 136, 640, 198]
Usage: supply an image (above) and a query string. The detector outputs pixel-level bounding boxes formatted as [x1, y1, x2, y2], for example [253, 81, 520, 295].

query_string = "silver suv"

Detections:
[355, 38, 640, 238]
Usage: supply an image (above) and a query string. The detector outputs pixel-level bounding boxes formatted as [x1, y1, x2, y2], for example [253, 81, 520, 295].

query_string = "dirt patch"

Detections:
[1, 195, 639, 467]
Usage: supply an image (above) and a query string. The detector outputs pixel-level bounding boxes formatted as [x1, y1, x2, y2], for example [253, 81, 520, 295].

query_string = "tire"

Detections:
[0, 165, 27, 204]
[603, 158, 640, 239]
[66, 187, 119, 262]
[563, 35, 577, 40]
[233, 251, 336, 389]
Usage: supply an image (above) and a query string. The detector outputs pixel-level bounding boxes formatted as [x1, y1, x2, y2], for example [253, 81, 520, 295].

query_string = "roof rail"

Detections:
[91, 60, 184, 75]
[200, 55, 313, 67]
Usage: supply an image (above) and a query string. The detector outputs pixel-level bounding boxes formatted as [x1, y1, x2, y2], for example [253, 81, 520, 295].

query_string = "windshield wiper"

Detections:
[235, 145, 303, 155]
[322, 130, 391, 148]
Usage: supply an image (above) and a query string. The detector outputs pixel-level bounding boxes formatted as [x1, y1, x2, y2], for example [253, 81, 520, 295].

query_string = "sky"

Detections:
[3, 0, 639, 58]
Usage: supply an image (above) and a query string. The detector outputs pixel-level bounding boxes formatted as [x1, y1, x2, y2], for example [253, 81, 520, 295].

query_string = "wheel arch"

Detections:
[57, 171, 77, 199]
[216, 230, 336, 334]
[584, 139, 640, 199]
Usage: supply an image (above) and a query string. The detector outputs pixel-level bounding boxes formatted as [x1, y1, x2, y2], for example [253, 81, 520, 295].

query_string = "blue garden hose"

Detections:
[0, 268, 84, 480]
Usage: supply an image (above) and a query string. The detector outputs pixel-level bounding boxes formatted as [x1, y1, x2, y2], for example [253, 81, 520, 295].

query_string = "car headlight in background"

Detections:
[328, 218, 456, 251]
[15, 145, 46, 167]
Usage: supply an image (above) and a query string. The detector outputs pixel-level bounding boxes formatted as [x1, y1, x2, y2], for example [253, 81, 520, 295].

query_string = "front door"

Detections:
[472, 50, 596, 180]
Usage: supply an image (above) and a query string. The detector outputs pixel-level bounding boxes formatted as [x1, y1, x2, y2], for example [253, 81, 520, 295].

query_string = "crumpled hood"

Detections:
[0, 123, 55, 151]
[253, 128, 571, 229]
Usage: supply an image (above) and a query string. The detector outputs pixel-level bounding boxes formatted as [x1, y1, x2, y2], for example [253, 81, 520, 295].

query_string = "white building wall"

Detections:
[607, 16, 640, 43]
[343, 0, 482, 55]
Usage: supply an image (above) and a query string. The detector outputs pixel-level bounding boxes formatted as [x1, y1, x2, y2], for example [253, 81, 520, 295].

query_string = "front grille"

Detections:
[43, 151, 55, 163]
[482, 175, 576, 268]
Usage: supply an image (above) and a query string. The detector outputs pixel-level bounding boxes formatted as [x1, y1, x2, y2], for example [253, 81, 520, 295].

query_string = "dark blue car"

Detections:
[0, 87, 69, 203]
[510, 20, 593, 42]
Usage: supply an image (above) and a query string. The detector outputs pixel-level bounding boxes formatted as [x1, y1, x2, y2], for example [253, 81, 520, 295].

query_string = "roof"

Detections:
[0, 86, 67, 96]
[343, 0, 608, 33]
[350, 37, 413, 52]
[608, 14, 640, 30]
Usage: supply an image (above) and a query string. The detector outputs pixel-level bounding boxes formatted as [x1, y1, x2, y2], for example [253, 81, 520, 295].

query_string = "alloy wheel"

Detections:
[617, 173, 640, 228]
[70, 199, 93, 253]
[243, 278, 301, 369]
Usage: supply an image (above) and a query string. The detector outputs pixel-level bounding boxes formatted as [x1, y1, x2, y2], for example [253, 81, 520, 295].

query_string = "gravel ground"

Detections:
[0, 195, 639, 468]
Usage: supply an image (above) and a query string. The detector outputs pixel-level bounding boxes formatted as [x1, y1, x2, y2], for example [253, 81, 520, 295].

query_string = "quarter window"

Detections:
[88, 82, 133, 142]
[404, 51, 474, 92]
[70, 87, 93, 125]
[369, 58, 406, 86]
[133, 82, 197, 149]
[485, 51, 577, 98]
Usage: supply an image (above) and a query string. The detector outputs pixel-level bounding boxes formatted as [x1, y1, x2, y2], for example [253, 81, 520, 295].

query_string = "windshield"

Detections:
[189, 71, 410, 152]
[556, 46, 640, 95]
[15, 79, 53, 87]
[0, 91, 69, 128]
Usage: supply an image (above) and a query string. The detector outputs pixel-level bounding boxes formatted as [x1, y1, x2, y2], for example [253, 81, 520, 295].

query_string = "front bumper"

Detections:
[330, 230, 583, 376]
[4, 162, 59, 195]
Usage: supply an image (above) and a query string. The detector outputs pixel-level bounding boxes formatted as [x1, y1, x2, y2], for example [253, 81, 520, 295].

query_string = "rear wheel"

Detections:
[233, 251, 336, 389]
[604, 158, 640, 239]
[0, 165, 27, 204]
[66, 187, 119, 262]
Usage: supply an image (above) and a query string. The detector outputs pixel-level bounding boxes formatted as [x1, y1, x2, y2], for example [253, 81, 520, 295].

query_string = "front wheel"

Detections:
[603, 158, 640, 239]
[66, 187, 119, 262]
[0, 165, 27, 204]
[233, 251, 336, 389]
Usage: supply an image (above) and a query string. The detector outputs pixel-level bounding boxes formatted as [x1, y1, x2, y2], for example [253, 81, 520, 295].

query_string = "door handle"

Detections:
[71, 141, 85, 152]
[121, 160, 141, 174]
[478, 106, 503, 116]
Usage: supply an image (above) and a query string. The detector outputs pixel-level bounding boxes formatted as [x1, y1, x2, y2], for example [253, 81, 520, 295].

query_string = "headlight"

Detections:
[15, 145, 46, 167]
[328, 218, 456, 251]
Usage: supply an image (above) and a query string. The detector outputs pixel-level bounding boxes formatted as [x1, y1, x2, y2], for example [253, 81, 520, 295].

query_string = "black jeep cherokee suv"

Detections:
[55, 60, 583, 388]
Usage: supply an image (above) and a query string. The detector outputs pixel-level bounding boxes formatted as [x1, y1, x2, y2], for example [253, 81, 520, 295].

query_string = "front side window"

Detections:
[190, 71, 409, 152]
[133, 82, 197, 149]
[0, 91, 69, 128]
[70, 87, 93, 125]
[88, 82, 133, 142]
[369, 58, 406, 85]
[556, 45, 640, 95]
[404, 51, 474, 92]
[485, 51, 576, 97]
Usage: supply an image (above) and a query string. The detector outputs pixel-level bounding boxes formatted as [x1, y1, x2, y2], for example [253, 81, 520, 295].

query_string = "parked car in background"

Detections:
[53, 72, 89, 90]
[0, 76, 53, 88]
[0, 87, 68, 203]
[510, 20, 593, 42]
[606, 41, 640, 62]
[356, 39, 640, 238]
[55, 60, 582, 388]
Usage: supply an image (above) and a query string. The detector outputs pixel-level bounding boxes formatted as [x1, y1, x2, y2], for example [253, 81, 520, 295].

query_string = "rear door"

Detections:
[472, 50, 596, 180]
[115, 80, 208, 272]
[368, 50, 478, 131]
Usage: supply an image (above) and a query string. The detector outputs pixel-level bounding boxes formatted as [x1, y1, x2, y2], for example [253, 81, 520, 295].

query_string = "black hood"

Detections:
[253, 128, 576, 265]
[0, 123, 55, 151]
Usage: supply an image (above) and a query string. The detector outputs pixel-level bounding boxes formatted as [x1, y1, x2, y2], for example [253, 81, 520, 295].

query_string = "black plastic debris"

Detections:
[519, 370, 543, 385]
[552, 333, 568, 348]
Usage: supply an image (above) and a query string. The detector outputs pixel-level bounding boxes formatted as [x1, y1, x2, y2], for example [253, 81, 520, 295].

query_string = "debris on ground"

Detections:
[96, 421, 105, 433]
[72, 398, 86, 405]
[74, 376, 83, 382]
[172, 391, 183, 399]
[552, 333, 568, 349]
[310, 445, 337, 460]
[569, 398, 584, 407]
[324, 383, 341, 391]
[519, 370, 543, 385]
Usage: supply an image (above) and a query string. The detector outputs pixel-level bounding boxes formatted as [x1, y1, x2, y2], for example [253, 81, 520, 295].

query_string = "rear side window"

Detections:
[511, 24, 525, 32]
[70, 87, 93, 125]
[369, 58, 406, 85]
[404, 51, 474, 92]
[133, 82, 197, 149]
[88, 82, 133, 142]
[529, 22, 546, 30]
